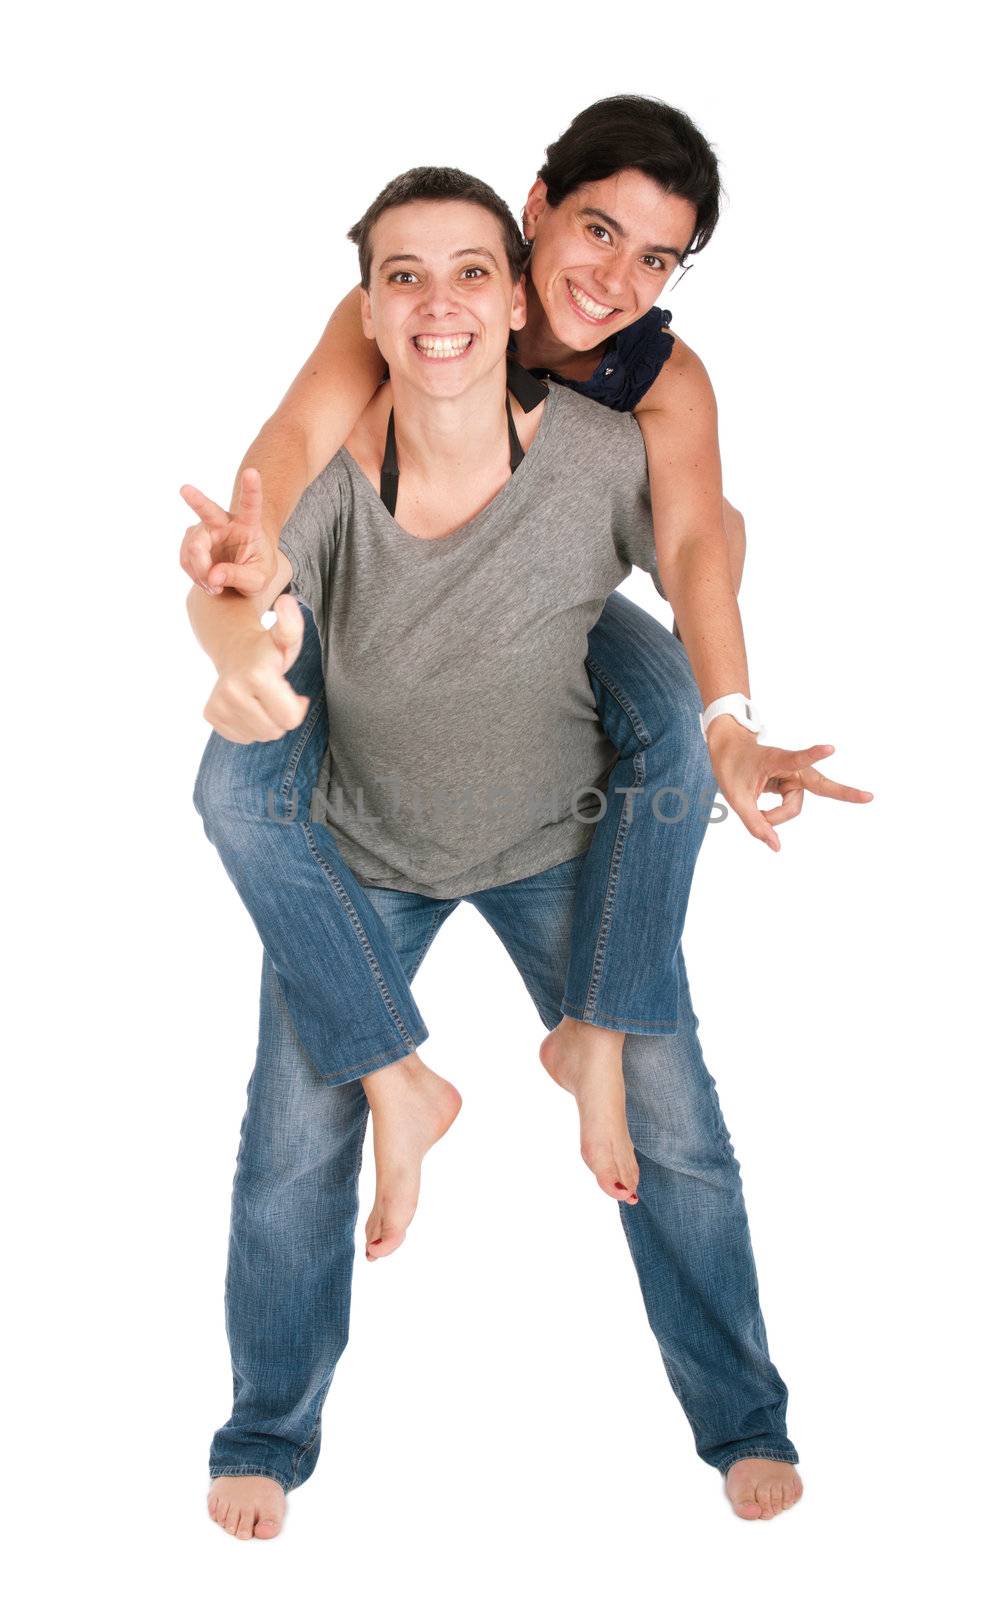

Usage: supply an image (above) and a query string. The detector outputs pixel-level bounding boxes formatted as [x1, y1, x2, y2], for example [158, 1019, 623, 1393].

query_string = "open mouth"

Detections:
[412, 333, 476, 361]
[565, 279, 619, 324]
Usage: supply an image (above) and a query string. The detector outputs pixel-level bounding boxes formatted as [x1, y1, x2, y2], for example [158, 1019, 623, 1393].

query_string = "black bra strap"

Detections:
[505, 391, 524, 473]
[379, 360, 548, 511]
[380, 407, 399, 516]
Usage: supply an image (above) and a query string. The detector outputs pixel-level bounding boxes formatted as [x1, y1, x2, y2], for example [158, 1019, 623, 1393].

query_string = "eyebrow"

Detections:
[580, 208, 685, 263]
[378, 247, 499, 271]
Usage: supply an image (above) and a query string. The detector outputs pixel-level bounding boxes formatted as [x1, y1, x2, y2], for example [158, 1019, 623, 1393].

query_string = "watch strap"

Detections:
[701, 693, 764, 739]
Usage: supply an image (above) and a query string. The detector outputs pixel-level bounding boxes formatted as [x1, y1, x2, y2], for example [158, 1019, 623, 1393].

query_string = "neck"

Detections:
[513, 284, 607, 374]
[386, 359, 511, 477]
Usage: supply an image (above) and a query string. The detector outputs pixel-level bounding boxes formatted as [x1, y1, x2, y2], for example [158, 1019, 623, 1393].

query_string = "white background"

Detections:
[3, 0, 983, 1592]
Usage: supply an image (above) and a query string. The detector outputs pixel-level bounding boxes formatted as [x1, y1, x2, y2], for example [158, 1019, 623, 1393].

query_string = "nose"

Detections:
[418, 284, 460, 320]
[592, 251, 633, 302]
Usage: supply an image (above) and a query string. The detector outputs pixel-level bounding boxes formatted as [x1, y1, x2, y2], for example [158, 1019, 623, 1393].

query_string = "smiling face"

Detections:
[360, 200, 527, 398]
[523, 169, 698, 350]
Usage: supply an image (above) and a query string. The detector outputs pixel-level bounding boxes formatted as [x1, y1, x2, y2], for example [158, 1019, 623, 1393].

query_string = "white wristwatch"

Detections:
[700, 693, 764, 740]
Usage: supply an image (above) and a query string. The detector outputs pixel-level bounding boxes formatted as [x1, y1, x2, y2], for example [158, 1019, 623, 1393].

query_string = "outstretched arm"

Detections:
[635, 341, 872, 848]
[185, 471, 308, 744]
[181, 285, 384, 594]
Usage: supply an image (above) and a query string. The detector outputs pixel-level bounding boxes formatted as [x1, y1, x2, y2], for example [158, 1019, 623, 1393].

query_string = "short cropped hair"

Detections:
[348, 166, 528, 288]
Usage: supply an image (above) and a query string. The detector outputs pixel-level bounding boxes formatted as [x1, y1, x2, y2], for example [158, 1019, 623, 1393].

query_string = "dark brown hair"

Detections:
[538, 95, 721, 257]
[348, 167, 528, 287]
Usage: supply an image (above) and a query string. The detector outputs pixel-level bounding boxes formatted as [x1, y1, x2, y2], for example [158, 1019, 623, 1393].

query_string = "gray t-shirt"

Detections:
[279, 379, 664, 899]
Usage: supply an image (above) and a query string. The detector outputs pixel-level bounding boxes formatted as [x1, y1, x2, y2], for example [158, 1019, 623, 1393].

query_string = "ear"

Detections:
[359, 286, 374, 341]
[522, 178, 548, 239]
[509, 272, 527, 332]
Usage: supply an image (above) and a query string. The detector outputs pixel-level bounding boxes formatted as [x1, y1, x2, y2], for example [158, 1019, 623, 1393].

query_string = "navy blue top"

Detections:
[509, 305, 675, 414]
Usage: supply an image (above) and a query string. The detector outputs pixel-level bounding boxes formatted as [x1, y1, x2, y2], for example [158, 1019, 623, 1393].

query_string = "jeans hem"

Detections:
[560, 1000, 680, 1037]
[209, 1463, 294, 1494]
[713, 1448, 800, 1477]
[314, 1024, 430, 1084]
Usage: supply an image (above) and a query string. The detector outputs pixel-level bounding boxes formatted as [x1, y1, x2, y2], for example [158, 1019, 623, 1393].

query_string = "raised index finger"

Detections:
[179, 483, 230, 530]
[234, 466, 264, 529]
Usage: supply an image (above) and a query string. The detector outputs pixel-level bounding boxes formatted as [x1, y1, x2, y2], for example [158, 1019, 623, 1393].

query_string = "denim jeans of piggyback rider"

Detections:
[193, 591, 716, 1085]
[207, 851, 799, 1491]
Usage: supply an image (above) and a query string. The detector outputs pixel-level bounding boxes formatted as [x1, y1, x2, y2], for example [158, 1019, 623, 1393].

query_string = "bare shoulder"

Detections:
[634, 330, 717, 420]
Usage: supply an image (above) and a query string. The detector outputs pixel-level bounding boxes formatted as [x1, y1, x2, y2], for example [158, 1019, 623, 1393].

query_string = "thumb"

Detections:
[207, 559, 266, 595]
[268, 592, 306, 670]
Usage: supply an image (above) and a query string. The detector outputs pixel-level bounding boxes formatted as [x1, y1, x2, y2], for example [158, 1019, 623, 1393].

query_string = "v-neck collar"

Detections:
[339, 380, 558, 551]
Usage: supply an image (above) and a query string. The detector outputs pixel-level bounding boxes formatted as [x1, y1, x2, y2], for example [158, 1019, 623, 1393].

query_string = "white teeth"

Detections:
[568, 281, 614, 320]
[413, 334, 474, 358]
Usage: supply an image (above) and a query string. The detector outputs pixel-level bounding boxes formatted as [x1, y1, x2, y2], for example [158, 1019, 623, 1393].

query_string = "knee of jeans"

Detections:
[192, 729, 276, 839]
[192, 758, 246, 856]
[192, 732, 233, 823]
[627, 1101, 738, 1182]
[240, 1077, 367, 1187]
[623, 1045, 736, 1176]
[635, 687, 712, 794]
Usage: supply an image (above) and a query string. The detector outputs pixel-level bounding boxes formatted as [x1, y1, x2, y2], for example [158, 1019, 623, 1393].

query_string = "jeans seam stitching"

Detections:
[279, 692, 327, 800]
[581, 748, 645, 1015]
[301, 822, 418, 1052]
[563, 1006, 678, 1029]
[585, 656, 652, 747]
[314, 1031, 429, 1080]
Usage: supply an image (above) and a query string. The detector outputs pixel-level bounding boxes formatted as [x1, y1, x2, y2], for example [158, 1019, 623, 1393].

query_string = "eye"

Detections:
[389, 270, 419, 285]
[587, 224, 612, 244]
[642, 256, 669, 274]
[461, 265, 488, 280]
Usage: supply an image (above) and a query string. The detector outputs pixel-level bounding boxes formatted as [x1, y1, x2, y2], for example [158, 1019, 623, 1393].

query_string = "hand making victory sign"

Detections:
[180, 466, 278, 595]
[180, 470, 309, 744]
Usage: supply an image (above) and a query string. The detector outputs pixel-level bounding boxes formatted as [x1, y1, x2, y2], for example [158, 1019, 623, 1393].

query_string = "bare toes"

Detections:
[365, 1219, 407, 1259]
[617, 1152, 640, 1197]
[366, 1236, 405, 1260]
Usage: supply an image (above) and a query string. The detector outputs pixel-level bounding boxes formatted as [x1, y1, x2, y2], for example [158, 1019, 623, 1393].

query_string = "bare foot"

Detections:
[539, 1019, 639, 1203]
[207, 1474, 286, 1539]
[724, 1459, 804, 1520]
[361, 1051, 462, 1260]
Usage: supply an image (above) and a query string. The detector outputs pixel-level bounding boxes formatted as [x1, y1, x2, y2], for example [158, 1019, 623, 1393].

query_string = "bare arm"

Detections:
[185, 469, 309, 744]
[187, 547, 294, 668]
[181, 285, 384, 594]
[635, 342, 872, 846]
[634, 338, 745, 707]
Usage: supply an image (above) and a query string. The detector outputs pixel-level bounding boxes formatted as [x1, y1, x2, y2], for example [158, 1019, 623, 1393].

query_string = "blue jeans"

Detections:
[208, 854, 798, 1488]
[193, 593, 716, 1083]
